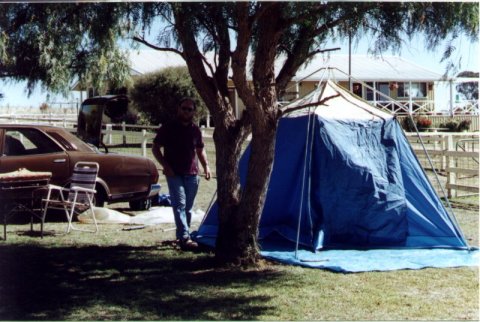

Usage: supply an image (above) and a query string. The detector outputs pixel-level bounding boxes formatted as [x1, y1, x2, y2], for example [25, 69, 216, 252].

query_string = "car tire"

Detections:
[129, 198, 152, 211]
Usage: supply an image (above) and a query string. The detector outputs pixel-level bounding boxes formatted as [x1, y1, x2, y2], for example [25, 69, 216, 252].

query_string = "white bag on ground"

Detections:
[77, 207, 205, 226]
[78, 207, 131, 224]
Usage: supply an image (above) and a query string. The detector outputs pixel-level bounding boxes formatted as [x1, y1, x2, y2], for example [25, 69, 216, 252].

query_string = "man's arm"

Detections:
[152, 143, 174, 177]
[196, 147, 211, 180]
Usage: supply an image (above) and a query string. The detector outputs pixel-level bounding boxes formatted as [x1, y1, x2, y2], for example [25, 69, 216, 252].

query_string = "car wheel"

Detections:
[129, 198, 152, 211]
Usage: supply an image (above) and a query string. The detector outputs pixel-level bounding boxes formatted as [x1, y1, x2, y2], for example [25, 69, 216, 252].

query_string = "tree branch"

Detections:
[305, 47, 341, 59]
[231, 2, 256, 110]
[132, 35, 184, 57]
[281, 93, 340, 115]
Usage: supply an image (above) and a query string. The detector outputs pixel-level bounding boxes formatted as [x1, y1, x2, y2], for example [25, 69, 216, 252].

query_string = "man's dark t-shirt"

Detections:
[153, 120, 205, 175]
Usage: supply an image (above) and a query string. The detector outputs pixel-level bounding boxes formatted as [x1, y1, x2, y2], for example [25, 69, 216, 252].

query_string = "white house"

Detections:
[75, 50, 478, 117]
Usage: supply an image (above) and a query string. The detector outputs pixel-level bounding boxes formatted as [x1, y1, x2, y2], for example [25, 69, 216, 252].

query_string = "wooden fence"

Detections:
[406, 132, 479, 198]
[1, 114, 478, 198]
[2, 113, 478, 131]
[100, 128, 478, 199]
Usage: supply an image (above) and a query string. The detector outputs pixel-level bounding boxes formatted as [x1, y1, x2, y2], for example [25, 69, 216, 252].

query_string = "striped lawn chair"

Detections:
[42, 162, 99, 234]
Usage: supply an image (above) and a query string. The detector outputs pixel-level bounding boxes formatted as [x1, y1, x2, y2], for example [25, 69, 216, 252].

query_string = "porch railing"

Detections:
[374, 99, 435, 115]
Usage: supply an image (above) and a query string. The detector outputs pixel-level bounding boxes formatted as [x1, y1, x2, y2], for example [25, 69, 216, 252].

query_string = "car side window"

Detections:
[4, 129, 63, 156]
[4, 134, 26, 156]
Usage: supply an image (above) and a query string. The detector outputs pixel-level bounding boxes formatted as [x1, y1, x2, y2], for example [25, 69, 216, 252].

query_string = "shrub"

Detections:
[401, 117, 416, 132]
[440, 121, 459, 132]
[457, 120, 471, 132]
[416, 117, 432, 130]
[439, 120, 471, 132]
[129, 66, 208, 126]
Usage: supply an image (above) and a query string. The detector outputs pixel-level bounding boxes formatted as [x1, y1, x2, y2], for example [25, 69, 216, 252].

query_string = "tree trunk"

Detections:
[214, 118, 278, 265]
[213, 3, 283, 265]
[173, 2, 283, 266]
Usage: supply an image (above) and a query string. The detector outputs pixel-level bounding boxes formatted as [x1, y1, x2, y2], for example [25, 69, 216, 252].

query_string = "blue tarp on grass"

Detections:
[196, 237, 478, 272]
[260, 247, 479, 273]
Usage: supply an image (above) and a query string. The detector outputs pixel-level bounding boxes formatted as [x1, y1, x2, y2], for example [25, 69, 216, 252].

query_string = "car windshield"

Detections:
[46, 129, 95, 152]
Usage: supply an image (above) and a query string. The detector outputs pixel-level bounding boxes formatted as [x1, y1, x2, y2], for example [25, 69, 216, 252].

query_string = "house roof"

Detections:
[128, 50, 444, 82]
[128, 50, 185, 75]
[291, 54, 445, 82]
[73, 50, 445, 91]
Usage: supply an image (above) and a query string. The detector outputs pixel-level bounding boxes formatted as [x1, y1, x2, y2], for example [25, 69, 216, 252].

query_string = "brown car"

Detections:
[0, 124, 160, 210]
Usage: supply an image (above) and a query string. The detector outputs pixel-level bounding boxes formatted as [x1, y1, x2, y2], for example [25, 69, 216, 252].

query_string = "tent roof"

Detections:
[282, 80, 394, 121]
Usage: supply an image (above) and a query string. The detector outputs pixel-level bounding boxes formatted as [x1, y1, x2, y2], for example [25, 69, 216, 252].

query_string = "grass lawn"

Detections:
[0, 177, 478, 320]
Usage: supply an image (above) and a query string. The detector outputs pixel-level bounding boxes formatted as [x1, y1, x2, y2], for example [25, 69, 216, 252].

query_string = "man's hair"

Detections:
[179, 97, 197, 110]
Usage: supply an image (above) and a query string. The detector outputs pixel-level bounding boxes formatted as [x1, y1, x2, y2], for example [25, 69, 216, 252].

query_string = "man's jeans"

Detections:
[166, 175, 199, 241]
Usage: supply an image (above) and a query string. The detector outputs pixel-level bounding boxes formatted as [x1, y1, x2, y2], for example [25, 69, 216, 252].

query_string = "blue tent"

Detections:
[196, 81, 475, 271]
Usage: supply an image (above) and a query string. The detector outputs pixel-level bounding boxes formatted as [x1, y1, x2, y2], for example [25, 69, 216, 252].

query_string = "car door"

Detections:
[0, 127, 71, 185]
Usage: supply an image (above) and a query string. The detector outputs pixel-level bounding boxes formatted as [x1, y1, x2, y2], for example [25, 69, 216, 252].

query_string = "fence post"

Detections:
[446, 134, 456, 198]
[441, 134, 447, 171]
[122, 121, 126, 146]
[141, 129, 147, 157]
[105, 124, 113, 145]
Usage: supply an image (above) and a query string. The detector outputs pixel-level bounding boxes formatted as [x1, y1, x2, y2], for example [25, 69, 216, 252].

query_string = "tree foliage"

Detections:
[456, 71, 479, 101]
[0, 3, 132, 95]
[130, 66, 208, 125]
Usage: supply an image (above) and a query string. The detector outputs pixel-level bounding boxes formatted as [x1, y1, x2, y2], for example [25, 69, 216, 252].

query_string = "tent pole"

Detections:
[295, 110, 314, 259]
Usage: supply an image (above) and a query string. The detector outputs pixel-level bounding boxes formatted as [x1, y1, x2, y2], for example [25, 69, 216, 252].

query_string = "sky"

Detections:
[0, 29, 478, 110]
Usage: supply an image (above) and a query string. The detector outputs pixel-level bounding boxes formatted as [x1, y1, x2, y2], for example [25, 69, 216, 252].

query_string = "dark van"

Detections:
[77, 95, 129, 148]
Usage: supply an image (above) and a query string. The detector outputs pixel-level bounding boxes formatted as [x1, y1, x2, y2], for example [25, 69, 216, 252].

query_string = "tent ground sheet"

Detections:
[196, 237, 479, 273]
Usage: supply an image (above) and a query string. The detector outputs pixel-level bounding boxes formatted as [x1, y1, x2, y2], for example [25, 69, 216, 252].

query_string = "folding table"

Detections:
[0, 169, 52, 240]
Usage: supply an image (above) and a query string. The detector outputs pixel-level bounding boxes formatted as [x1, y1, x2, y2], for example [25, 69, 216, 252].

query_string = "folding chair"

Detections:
[42, 161, 99, 234]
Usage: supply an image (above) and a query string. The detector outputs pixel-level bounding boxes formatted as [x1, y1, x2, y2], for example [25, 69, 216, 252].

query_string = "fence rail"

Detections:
[100, 129, 478, 199]
[0, 113, 77, 128]
[406, 133, 479, 198]
[1, 114, 477, 199]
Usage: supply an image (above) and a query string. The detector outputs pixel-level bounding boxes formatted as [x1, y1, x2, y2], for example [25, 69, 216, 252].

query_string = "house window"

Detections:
[376, 82, 390, 100]
[398, 82, 427, 98]
[352, 83, 362, 97]
[365, 82, 390, 100]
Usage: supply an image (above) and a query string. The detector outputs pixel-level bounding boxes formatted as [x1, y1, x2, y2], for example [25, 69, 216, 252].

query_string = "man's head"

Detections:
[177, 97, 196, 123]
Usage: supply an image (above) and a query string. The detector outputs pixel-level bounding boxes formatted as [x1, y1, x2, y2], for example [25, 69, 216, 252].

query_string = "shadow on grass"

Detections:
[0, 243, 285, 320]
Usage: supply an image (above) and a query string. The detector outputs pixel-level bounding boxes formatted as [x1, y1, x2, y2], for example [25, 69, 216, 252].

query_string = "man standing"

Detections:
[152, 98, 211, 250]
